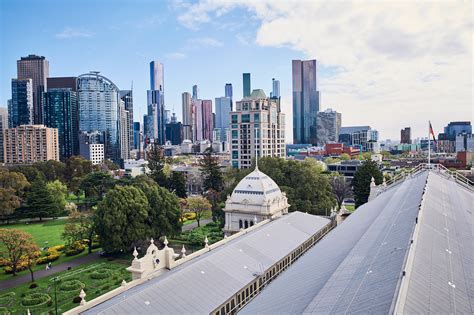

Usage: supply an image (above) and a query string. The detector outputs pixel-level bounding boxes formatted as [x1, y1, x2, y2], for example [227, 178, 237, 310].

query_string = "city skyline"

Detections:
[0, 0, 472, 141]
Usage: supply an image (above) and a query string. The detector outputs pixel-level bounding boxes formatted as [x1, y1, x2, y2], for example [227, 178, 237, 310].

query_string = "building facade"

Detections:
[292, 59, 320, 145]
[401, 127, 411, 144]
[316, 109, 341, 146]
[42, 88, 79, 160]
[165, 113, 182, 145]
[225, 83, 233, 102]
[230, 89, 286, 169]
[118, 100, 131, 160]
[120, 90, 134, 150]
[271, 78, 280, 98]
[16, 55, 49, 124]
[0, 108, 8, 163]
[4, 125, 59, 164]
[339, 126, 379, 152]
[78, 131, 105, 165]
[10, 79, 33, 128]
[215, 96, 231, 142]
[145, 61, 166, 145]
[243, 73, 251, 98]
[193, 99, 213, 141]
[77, 72, 122, 162]
[181, 92, 192, 141]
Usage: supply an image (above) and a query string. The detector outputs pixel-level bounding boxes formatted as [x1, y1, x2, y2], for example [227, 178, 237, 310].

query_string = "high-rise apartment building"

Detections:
[225, 83, 233, 102]
[133, 122, 141, 150]
[400, 127, 411, 144]
[145, 61, 165, 145]
[78, 131, 105, 165]
[271, 78, 280, 98]
[182, 92, 193, 141]
[215, 96, 232, 142]
[243, 73, 251, 98]
[316, 109, 341, 146]
[193, 99, 213, 141]
[165, 113, 183, 145]
[77, 72, 122, 162]
[230, 89, 285, 169]
[3, 125, 59, 164]
[10, 79, 33, 128]
[120, 90, 134, 150]
[0, 108, 8, 163]
[292, 59, 320, 145]
[43, 88, 79, 160]
[17, 55, 49, 124]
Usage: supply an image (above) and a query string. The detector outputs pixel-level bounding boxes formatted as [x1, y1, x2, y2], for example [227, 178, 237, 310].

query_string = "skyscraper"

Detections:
[230, 89, 285, 169]
[120, 90, 134, 150]
[133, 122, 141, 151]
[225, 83, 233, 100]
[17, 55, 49, 124]
[182, 92, 193, 141]
[243, 73, 251, 98]
[0, 107, 8, 163]
[43, 88, 79, 160]
[77, 72, 122, 162]
[145, 61, 166, 145]
[272, 78, 280, 98]
[193, 99, 213, 141]
[401, 127, 411, 144]
[192, 84, 198, 100]
[292, 59, 320, 145]
[10, 79, 33, 128]
[165, 113, 182, 145]
[215, 96, 232, 142]
[118, 100, 131, 160]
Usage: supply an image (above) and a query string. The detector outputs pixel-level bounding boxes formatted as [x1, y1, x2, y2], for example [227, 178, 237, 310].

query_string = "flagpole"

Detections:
[428, 121, 431, 166]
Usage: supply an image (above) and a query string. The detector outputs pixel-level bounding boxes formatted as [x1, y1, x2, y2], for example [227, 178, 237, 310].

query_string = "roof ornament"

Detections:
[150, 238, 154, 245]
[370, 177, 376, 187]
[132, 247, 139, 261]
[79, 289, 87, 305]
[204, 236, 209, 248]
[254, 215, 258, 224]
[382, 177, 387, 187]
[163, 236, 169, 248]
[255, 151, 259, 171]
[181, 245, 187, 257]
[121, 279, 127, 286]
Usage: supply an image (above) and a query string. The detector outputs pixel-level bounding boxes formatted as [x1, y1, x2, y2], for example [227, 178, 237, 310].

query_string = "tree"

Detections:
[62, 211, 96, 254]
[330, 175, 353, 210]
[199, 148, 224, 192]
[24, 243, 40, 282]
[168, 171, 187, 198]
[10, 165, 44, 183]
[147, 144, 169, 187]
[95, 185, 149, 253]
[0, 229, 38, 277]
[64, 156, 95, 185]
[132, 176, 181, 239]
[24, 180, 60, 220]
[0, 170, 29, 221]
[46, 180, 68, 214]
[102, 159, 120, 171]
[80, 172, 115, 204]
[352, 159, 383, 208]
[32, 160, 65, 182]
[185, 196, 211, 227]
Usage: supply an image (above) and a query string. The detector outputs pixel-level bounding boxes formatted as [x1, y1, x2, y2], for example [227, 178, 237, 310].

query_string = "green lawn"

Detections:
[345, 204, 355, 212]
[0, 260, 131, 314]
[1, 219, 66, 249]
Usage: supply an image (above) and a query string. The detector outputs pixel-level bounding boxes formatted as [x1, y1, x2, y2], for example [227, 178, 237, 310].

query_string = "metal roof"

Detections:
[241, 170, 474, 314]
[241, 171, 429, 314]
[82, 212, 330, 315]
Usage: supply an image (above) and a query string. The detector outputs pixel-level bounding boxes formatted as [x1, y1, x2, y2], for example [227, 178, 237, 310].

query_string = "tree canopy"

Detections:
[352, 159, 383, 208]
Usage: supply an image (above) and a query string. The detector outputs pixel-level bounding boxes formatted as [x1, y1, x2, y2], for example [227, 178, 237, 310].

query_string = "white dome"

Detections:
[229, 167, 284, 205]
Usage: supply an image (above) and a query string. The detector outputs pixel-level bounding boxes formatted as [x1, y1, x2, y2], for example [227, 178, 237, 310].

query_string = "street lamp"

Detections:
[51, 276, 59, 315]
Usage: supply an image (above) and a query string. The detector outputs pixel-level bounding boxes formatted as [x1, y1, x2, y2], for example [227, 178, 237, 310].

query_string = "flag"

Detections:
[429, 121, 437, 144]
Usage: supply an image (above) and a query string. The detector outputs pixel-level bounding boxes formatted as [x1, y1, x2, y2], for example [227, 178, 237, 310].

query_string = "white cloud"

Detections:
[166, 52, 187, 59]
[55, 27, 93, 39]
[177, 0, 473, 140]
[187, 37, 223, 47]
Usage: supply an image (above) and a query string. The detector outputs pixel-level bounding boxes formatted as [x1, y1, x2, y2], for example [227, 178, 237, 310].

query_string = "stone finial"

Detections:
[27, 309, 31, 315]
[204, 236, 209, 248]
[254, 215, 258, 224]
[181, 245, 186, 257]
[370, 177, 376, 187]
[382, 177, 387, 186]
[79, 289, 87, 305]
[224, 234, 228, 239]
[163, 236, 169, 248]
[150, 238, 154, 245]
[121, 280, 127, 286]
[132, 247, 138, 261]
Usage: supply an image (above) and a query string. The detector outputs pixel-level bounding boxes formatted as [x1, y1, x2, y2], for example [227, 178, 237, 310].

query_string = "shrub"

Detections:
[91, 242, 101, 249]
[36, 252, 60, 265]
[90, 269, 112, 280]
[65, 241, 85, 256]
[72, 296, 82, 304]
[101, 285, 110, 291]
[29, 283, 38, 289]
[0, 307, 10, 315]
[3, 261, 28, 274]
[0, 292, 15, 305]
[21, 293, 51, 307]
[184, 212, 197, 220]
[0, 258, 9, 267]
[59, 279, 85, 292]
[48, 245, 65, 252]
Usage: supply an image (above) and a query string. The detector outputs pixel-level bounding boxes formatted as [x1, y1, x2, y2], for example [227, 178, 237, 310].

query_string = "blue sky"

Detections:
[1, 0, 472, 141]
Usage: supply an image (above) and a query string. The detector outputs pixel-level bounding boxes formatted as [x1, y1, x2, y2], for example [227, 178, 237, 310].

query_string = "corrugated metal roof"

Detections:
[399, 172, 474, 314]
[241, 171, 429, 314]
[82, 211, 330, 315]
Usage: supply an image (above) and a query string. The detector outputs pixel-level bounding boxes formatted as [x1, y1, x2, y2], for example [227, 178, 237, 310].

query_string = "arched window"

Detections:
[244, 220, 249, 228]
[250, 221, 254, 227]
[239, 220, 243, 229]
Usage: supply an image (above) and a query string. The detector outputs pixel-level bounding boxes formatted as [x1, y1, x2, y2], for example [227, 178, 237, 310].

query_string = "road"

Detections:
[181, 219, 212, 232]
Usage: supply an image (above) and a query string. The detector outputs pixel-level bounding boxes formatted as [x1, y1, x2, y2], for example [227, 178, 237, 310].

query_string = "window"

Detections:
[231, 115, 238, 123]
[254, 113, 260, 122]
[242, 114, 250, 123]
[232, 150, 238, 159]
[239, 220, 243, 229]
[244, 220, 249, 228]
[232, 130, 238, 139]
